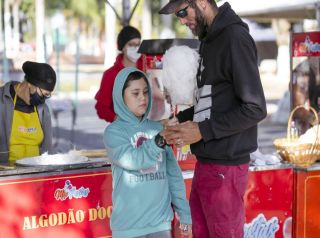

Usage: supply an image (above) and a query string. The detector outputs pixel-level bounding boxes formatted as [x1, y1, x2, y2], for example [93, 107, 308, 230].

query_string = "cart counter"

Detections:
[1, 161, 320, 238]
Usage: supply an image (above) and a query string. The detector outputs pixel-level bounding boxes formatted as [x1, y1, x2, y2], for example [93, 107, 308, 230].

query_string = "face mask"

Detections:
[29, 91, 45, 106]
[126, 46, 141, 63]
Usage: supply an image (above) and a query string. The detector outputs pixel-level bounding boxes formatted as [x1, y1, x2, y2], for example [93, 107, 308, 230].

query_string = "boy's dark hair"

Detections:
[122, 71, 148, 96]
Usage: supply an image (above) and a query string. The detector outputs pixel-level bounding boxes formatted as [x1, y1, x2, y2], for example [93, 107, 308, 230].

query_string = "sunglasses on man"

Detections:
[175, 5, 189, 18]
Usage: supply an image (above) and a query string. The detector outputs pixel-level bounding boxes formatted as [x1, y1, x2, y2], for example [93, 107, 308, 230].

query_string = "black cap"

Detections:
[159, 0, 184, 14]
[22, 61, 56, 91]
[117, 26, 141, 51]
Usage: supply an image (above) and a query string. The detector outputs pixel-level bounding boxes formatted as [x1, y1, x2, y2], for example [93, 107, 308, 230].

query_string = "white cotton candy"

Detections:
[298, 125, 320, 144]
[162, 45, 199, 105]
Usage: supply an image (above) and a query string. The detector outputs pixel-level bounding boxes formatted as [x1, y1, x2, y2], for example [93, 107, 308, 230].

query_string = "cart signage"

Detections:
[54, 180, 90, 200]
[292, 31, 320, 57]
[244, 214, 279, 238]
[244, 168, 293, 238]
[22, 205, 112, 230]
[0, 170, 113, 238]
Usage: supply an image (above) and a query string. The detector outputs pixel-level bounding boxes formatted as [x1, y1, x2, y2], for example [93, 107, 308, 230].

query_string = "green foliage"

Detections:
[20, 0, 34, 19]
[19, 0, 35, 41]
[18, 0, 221, 45]
[150, 0, 161, 29]
[20, 0, 106, 41]
[45, 0, 69, 13]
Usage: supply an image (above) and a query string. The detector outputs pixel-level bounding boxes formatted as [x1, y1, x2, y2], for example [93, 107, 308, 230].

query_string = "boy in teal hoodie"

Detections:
[104, 67, 192, 238]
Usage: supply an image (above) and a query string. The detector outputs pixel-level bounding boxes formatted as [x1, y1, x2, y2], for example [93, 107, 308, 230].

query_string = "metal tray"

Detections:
[15, 153, 89, 167]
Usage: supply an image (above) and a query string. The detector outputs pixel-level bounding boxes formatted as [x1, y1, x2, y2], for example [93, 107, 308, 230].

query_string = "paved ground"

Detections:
[51, 99, 107, 153]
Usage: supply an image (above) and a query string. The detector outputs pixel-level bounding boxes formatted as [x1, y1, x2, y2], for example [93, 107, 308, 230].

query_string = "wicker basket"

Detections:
[273, 105, 320, 168]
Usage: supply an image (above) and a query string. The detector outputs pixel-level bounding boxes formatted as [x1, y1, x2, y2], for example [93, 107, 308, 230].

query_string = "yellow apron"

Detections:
[9, 86, 44, 161]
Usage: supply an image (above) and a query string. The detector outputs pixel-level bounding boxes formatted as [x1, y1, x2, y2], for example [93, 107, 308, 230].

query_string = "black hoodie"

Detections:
[177, 2, 267, 165]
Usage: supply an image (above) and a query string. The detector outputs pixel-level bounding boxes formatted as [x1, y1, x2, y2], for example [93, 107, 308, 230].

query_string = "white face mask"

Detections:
[126, 46, 141, 63]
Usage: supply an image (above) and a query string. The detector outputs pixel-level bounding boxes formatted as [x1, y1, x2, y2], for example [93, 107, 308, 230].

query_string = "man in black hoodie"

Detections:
[160, 1, 267, 237]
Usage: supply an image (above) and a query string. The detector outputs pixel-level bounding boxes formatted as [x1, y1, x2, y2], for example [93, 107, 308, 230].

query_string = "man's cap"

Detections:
[22, 61, 56, 91]
[159, 0, 184, 14]
[117, 25, 141, 51]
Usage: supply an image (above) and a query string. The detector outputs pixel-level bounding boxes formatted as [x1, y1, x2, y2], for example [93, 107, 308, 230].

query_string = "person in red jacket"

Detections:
[95, 25, 143, 122]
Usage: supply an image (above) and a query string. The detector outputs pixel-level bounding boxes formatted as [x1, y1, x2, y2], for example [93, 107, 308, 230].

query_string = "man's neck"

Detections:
[206, 6, 218, 26]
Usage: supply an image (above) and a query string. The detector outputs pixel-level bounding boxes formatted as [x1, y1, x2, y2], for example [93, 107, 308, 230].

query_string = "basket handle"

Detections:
[287, 105, 319, 146]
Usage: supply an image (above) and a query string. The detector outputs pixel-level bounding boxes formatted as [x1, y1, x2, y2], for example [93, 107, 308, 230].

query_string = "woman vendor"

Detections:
[0, 61, 56, 163]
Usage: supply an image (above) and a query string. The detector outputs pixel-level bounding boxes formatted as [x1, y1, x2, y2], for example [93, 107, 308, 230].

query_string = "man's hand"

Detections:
[160, 116, 178, 126]
[163, 121, 202, 147]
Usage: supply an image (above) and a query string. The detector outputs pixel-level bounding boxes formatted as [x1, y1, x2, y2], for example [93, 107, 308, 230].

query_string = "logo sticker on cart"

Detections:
[244, 213, 279, 238]
[54, 180, 90, 201]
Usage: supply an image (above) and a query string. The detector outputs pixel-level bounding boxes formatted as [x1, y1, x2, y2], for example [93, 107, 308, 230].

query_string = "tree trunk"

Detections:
[122, 0, 130, 26]
[142, 0, 151, 39]
[104, 0, 116, 67]
[35, 0, 45, 62]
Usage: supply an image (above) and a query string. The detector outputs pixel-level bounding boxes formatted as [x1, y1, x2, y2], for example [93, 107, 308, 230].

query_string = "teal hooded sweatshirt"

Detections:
[103, 67, 191, 238]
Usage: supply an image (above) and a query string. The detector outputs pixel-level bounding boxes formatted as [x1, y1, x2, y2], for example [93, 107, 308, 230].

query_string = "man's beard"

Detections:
[192, 5, 207, 39]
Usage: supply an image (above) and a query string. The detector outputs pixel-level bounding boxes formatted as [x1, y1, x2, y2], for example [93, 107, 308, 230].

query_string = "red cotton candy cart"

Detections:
[2, 34, 320, 237]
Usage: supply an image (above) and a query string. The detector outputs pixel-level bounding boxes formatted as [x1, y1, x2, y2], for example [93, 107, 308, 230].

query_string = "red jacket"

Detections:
[94, 54, 143, 122]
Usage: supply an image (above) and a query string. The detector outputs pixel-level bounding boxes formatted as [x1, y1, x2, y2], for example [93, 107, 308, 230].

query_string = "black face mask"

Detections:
[29, 91, 45, 106]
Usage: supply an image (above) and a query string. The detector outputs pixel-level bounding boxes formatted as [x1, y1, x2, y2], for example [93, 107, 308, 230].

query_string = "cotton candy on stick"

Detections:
[162, 45, 199, 160]
[162, 45, 199, 108]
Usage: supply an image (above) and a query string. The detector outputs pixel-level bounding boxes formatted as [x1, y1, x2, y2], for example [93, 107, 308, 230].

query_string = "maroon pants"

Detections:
[190, 162, 249, 238]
